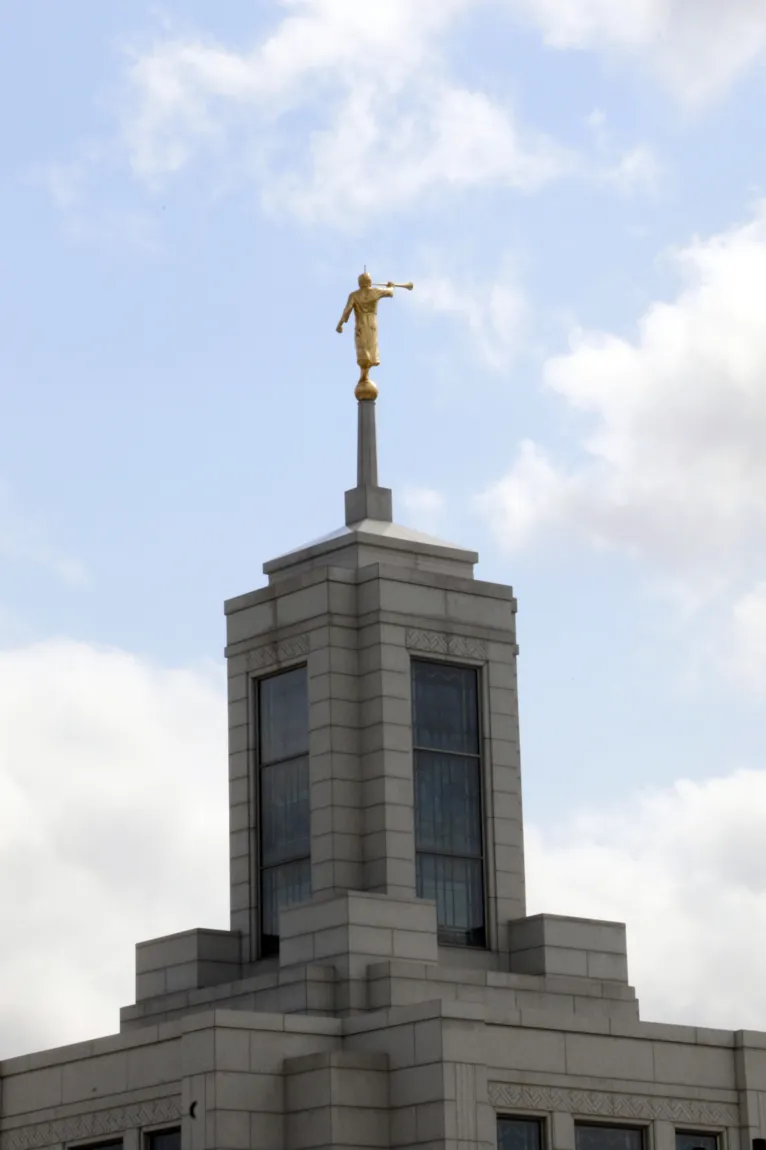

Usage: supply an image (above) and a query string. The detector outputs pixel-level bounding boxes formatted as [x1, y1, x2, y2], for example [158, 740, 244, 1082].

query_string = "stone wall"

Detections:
[4, 1003, 766, 1150]
[224, 560, 526, 966]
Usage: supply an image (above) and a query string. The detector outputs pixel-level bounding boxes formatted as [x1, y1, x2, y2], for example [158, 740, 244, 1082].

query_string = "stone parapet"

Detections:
[279, 892, 438, 1013]
[134, 928, 242, 1002]
[508, 913, 629, 982]
[367, 958, 639, 1022]
[280, 891, 439, 973]
[121, 963, 336, 1032]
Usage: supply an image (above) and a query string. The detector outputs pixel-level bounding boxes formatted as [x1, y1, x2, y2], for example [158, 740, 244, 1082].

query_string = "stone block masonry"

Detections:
[279, 891, 439, 1015]
[508, 914, 629, 983]
[135, 929, 242, 1002]
[223, 551, 527, 966]
[284, 1050, 390, 1149]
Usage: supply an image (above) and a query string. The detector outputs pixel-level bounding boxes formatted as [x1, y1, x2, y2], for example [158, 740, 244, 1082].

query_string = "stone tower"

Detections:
[120, 383, 635, 1028]
[223, 392, 526, 994]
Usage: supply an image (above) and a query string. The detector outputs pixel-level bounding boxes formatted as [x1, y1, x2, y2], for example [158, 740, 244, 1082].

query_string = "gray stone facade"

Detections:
[2, 399, 765, 1149]
[223, 549, 525, 962]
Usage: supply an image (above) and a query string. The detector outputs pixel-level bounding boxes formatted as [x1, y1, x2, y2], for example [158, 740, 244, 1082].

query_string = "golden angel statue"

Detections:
[336, 272, 413, 399]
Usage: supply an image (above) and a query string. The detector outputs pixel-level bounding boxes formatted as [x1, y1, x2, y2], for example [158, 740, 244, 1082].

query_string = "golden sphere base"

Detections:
[355, 377, 379, 401]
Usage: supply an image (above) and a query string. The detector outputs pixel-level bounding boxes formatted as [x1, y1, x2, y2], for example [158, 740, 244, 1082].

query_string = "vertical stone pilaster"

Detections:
[182, 1072, 209, 1150]
[358, 608, 417, 899]
[181, 1019, 216, 1150]
[735, 1035, 766, 1147]
[284, 1050, 390, 1150]
[451, 1061, 494, 1149]
[552, 1111, 576, 1150]
[308, 620, 364, 898]
[652, 1119, 675, 1150]
[485, 635, 526, 955]
[225, 650, 257, 959]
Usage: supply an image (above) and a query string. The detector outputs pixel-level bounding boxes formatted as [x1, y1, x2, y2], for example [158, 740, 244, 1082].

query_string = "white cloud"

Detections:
[528, 767, 766, 1029]
[509, 0, 766, 103]
[481, 202, 766, 686]
[268, 82, 573, 225]
[481, 439, 568, 551]
[52, 1, 750, 238]
[726, 584, 766, 694]
[33, 1, 665, 236]
[481, 205, 766, 598]
[0, 641, 227, 1060]
[121, 0, 476, 188]
[603, 144, 662, 197]
[414, 259, 527, 371]
[118, 1, 670, 227]
[400, 487, 446, 534]
[586, 108, 663, 197]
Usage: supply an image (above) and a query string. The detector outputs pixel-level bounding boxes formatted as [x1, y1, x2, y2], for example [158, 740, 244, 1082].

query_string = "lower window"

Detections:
[576, 1126, 644, 1150]
[261, 855, 311, 944]
[146, 1131, 180, 1150]
[498, 1118, 544, 1150]
[676, 1134, 719, 1150]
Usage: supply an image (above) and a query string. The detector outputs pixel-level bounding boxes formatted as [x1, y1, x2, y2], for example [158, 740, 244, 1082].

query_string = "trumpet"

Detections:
[373, 281, 414, 290]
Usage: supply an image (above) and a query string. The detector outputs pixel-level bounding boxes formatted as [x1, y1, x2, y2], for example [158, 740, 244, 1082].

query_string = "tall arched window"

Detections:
[256, 666, 311, 955]
[411, 660, 485, 947]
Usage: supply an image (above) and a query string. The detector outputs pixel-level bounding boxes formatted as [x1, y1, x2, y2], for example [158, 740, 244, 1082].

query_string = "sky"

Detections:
[2, 0, 766, 1060]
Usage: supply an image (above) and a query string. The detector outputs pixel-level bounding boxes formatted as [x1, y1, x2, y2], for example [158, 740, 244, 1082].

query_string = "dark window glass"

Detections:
[576, 1127, 644, 1150]
[414, 751, 482, 855]
[261, 758, 310, 866]
[146, 1132, 180, 1150]
[411, 660, 484, 947]
[259, 667, 308, 763]
[257, 667, 310, 954]
[676, 1135, 718, 1150]
[498, 1118, 544, 1150]
[261, 856, 312, 939]
[417, 853, 484, 945]
[80, 1143, 122, 1149]
[413, 661, 479, 754]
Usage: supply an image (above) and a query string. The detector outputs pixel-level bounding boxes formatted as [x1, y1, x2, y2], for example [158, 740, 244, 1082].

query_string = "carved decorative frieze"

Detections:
[246, 634, 310, 671]
[405, 628, 487, 661]
[0, 1097, 182, 1150]
[488, 1083, 738, 1126]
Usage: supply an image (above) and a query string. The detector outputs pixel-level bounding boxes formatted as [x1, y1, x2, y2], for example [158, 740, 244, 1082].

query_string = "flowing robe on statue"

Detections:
[342, 286, 394, 370]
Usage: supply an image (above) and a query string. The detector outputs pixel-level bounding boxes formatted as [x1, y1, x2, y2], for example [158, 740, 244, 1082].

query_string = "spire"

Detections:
[344, 398, 393, 525]
[335, 269, 413, 526]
